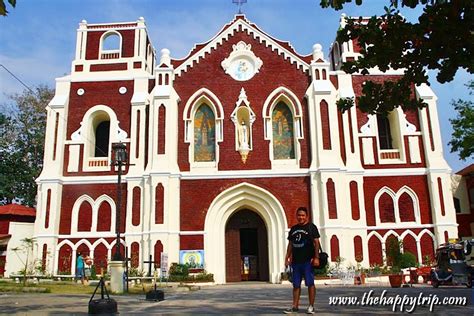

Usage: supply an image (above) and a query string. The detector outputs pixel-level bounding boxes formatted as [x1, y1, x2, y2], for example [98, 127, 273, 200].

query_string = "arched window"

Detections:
[77, 201, 93, 232]
[377, 115, 392, 150]
[272, 102, 295, 159]
[100, 32, 121, 59]
[95, 121, 110, 157]
[194, 104, 216, 162]
[379, 192, 395, 223]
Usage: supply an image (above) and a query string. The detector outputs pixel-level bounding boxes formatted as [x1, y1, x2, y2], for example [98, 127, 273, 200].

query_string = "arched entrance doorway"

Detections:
[225, 209, 269, 282]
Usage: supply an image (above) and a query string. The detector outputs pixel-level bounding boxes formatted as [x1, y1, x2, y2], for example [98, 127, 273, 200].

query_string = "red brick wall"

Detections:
[180, 235, 203, 250]
[364, 176, 433, 226]
[154, 241, 163, 266]
[399, 192, 416, 222]
[379, 192, 395, 223]
[158, 105, 166, 154]
[77, 202, 92, 232]
[437, 177, 445, 216]
[155, 184, 164, 224]
[180, 177, 310, 231]
[420, 233, 435, 262]
[174, 30, 311, 171]
[403, 234, 418, 262]
[354, 235, 363, 262]
[320, 100, 331, 150]
[97, 201, 112, 232]
[85, 29, 135, 60]
[0, 215, 35, 234]
[368, 235, 383, 266]
[350, 181, 360, 220]
[64, 81, 134, 176]
[327, 179, 337, 219]
[132, 186, 141, 226]
[60, 184, 127, 235]
[131, 242, 139, 268]
[58, 244, 73, 273]
[330, 235, 340, 262]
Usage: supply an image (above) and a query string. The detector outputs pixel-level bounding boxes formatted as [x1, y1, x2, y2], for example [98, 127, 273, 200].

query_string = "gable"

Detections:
[172, 15, 312, 77]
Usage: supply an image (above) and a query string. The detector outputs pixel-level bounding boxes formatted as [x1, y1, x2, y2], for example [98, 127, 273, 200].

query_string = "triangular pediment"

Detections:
[173, 15, 312, 77]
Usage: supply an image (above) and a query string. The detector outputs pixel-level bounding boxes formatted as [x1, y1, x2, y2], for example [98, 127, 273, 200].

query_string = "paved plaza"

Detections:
[0, 283, 473, 315]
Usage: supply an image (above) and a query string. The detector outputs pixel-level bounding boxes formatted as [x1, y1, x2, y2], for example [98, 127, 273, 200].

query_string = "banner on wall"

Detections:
[179, 250, 204, 269]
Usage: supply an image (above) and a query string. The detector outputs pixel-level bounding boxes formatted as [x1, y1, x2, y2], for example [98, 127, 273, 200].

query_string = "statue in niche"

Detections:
[238, 120, 250, 150]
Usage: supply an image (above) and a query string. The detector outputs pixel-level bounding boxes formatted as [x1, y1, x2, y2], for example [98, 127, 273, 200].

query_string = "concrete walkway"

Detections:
[0, 282, 472, 315]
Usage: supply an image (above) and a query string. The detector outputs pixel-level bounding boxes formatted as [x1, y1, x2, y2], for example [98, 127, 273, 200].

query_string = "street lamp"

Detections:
[111, 142, 127, 261]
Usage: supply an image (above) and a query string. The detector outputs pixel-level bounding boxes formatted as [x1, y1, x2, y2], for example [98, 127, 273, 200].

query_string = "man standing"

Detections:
[76, 252, 85, 285]
[284, 207, 320, 314]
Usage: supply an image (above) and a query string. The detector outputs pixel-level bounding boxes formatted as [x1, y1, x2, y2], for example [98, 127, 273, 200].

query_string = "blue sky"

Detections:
[0, 0, 471, 171]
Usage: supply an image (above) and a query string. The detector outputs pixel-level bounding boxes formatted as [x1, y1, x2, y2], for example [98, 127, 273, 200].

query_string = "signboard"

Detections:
[160, 253, 168, 276]
[179, 250, 204, 269]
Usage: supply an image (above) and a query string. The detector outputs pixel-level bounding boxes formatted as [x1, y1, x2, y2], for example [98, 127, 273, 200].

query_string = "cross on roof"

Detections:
[232, 0, 247, 14]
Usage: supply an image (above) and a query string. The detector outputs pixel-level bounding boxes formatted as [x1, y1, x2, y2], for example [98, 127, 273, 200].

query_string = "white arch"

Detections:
[99, 30, 122, 58]
[418, 229, 437, 260]
[75, 239, 93, 250]
[262, 86, 303, 118]
[383, 230, 400, 243]
[183, 88, 224, 121]
[95, 194, 116, 233]
[71, 195, 95, 234]
[396, 186, 421, 223]
[204, 182, 288, 284]
[367, 230, 384, 241]
[55, 239, 75, 275]
[92, 238, 111, 250]
[399, 229, 418, 241]
[374, 187, 396, 225]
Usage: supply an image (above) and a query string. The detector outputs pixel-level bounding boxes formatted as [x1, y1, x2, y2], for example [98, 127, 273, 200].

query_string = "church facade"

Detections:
[33, 15, 457, 283]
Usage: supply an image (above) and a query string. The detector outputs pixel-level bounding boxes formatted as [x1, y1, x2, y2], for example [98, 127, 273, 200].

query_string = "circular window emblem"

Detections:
[221, 41, 262, 82]
[77, 88, 85, 96]
[119, 87, 127, 94]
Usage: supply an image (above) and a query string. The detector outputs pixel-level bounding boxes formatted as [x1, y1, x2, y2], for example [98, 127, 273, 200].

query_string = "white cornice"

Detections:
[175, 18, 310, 77]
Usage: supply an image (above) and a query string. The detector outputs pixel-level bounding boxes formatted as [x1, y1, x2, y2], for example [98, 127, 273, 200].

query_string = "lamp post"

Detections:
[111, 142, 127, 261]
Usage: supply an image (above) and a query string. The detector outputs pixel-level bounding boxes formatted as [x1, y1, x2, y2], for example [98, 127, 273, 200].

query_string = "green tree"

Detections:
[11, 237, 37, 286]
[0, 0, 16, 16]
[320, 0, 473, 115]
[449, 81, 474, 161]
[0, 85, 53, 206]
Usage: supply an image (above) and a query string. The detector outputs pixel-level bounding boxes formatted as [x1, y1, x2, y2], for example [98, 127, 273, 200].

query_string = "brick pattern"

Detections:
[154, 241, 163, 266]
[180, 177, 310, 231]
[155, 184, 164, 224]
[402, 234, 418, 263]
[320, 100, 331, 150]
[337, 109, 346, 164]
[379, 193, 395, 223]
[330, 235, 340, 262]
[437, 177, 445, 216]
[97, 201, 111, 231]
[42, 244, 48, 271]
[420, 233, 435, 262]
[368, 235, 383, 266]
[398, 192, 416, 222]
[77, 202, 92, 232]
[327, 178, 337, 219]
[364, 176, 433, 226]
[132, 186, 141, 226]
[64, 81, 134, 177]
[354, 236, 363, 262]
[174, 30, 311, 171]
[158, 105, 166, 154]
[180, 235, 203, 250]
[58, 244, 73, 273]
[90, 63, 127, 71]
[60, 184, 127, 235]
[350, 181, 360, 220]
[85, 29, 135, 60]
[45, 189, 51, 229]
[131, 242, 139, 268]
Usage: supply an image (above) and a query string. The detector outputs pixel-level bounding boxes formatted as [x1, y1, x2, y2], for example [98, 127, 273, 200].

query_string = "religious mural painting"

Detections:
[272, 102, 295, 159]
[194, 103, 216, 161]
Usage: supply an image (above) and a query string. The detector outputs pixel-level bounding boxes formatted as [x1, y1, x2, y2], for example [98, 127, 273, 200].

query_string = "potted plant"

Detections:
[386, 239, 418, 287]
[386, 239, 403, 288]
